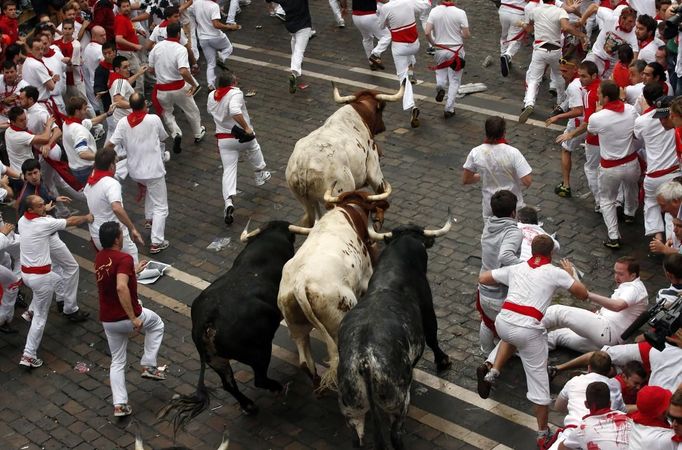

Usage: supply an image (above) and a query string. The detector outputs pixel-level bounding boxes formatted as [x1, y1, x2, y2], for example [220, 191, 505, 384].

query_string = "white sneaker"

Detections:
[194, 126, 206, 143]
[163, 151, 171, 162]
[254, 170, 271, 186]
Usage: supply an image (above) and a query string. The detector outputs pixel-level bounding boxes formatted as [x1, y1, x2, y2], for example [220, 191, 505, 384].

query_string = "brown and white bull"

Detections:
[285, 82, 403, 227]
[277, 189, 390, 390]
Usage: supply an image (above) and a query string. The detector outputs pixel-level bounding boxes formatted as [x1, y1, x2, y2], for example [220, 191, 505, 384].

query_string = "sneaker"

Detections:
[309, 29, 317, 39]
[368, 54, 384, 70]
[150, 240, 170, 254]
[224, 205, 234, 225]
[426, 46, 436, 56]
[194, 126, 206, 144]
[443, 110, 455, 119]
[594, 204, 601, 213]
[603, 238, 621, 249]
[476, 363, 492, 399]
[435, 88, 445, 103]
[519, 105, 534, 124]
[275, 12, 286, 21]
[141, 366, 167, 380]
[254, 170, 271, 186]
[163, 151, 171, 163]
[624, 215, 635, 224]
[64, 310, 90, 323]
[289, 73, 297, 94]
[554, 183, 572, 198]
[0, 322, 17, 334]
[114, 404, 132, 417]
[547, 365, 559, 380]
[410, 107, 420, 128]
[536, 428, 555, 450]
[19, 355, 43, 368]
[172, 134, 182, 154]
[337, 18, 345, 28]
[21, 310, 33, 322]
[144, 219, 153, 229]
[500, 54, 510, 77]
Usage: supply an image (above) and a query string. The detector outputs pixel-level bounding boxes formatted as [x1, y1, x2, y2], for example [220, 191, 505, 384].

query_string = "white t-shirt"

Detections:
[592, 11, 639, 62]
[148, 39, 189, 84]
[517, 223, 561, 260]
[84, 176, 124, 240]
[207, 87, 252, 134]
[649, 344, 682, 391]
[44, 47, 67, 97]
[82, 42, 103, 98]
[625, 82, 644, 106]
[561, 410, 632, 449]
[530, 3, 569, 47]
[598, 278, 648, 337]
[628, 0, 657, 17]
[492, 261, 575, 329]
[587, 104, 638, 160]
[18, 215, 67, 268]
[149, 22, 188, 45]
[426, 4, 468, 48]
[62, 119, 96, 170]
[0, 76, 27, 120]
[109, 77, 134, 123]
[638, 37, 664, 64]
[629, 424, 677, 450]
[560, 77, 584, 131]
[499, 0, 526, 16]
[634, 108, 679, 174]
[109, 114, 168, 180]
[558, 372, 626, 427]
[5, 127, 35, 172]
[21, 57, 54, 101]
[462, 143, 532, 217]
[192, 0, 223, 40]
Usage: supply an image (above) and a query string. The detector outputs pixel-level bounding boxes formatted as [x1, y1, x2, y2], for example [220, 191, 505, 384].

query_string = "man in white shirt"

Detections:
[587, 80, 640, 248]
[518, 0, 585, 124]
[462, 116, 533, 218]
[207, 69, 271, 225]
[108, 55, 146, 139]
[351, 0, 391, 71]
[4, 106, 56, 174]
[190, 0, 240, 90]
[0, 61, 27, 123]
[424, 1, 470, 119]
[544, 256, 648, 352]
[21, 36, 62, 119]
[148, 22, 204, 154]
[582, 5, 638, 79]
[18, 195, 93, 368]
[54, 19, 89, 112]
[39, 31, 68, 116]
[517, 206, 560, 260]
[82, 25, 107, 113]
[84, 147, 143, 263]
[106, 93, 170, 254]
[629, 386, 675, 450]
[476, 235, 588, 446]
[637, 14, 664, 63]
[497, 0, 527, 78]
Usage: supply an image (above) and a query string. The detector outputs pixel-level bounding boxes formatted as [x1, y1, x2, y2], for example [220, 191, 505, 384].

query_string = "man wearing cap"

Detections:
[666, 388, 682, 448]
[629, 386, 674, 450]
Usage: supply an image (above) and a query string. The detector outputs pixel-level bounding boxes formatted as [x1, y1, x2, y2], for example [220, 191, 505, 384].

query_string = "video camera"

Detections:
[620, 296, 682, 351]
[663, 7, 682, 39]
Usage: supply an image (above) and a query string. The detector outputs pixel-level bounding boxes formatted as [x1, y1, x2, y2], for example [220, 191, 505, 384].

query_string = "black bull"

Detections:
[337, 225, 452, 450]
[159, 221, 298, 430]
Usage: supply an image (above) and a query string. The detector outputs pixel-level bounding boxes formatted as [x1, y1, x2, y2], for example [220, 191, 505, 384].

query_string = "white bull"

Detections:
[277, 190, 389, 391]
[285, 83, 403, 227]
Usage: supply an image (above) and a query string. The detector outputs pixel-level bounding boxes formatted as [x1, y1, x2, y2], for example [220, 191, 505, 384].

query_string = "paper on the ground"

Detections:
[137, 261, 171, 285]
[457, 83, 488, 98]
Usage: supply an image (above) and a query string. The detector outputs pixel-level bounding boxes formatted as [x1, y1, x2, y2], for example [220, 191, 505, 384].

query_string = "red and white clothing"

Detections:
[462, 141, 532, 218]
[351, 0, 391, 60]
[582, 78, 602, 205]
[498, 0, 526, 59]
[53, 37, 83, 88]
[148, 38, 203, 140]
[558, 373, 627, 428]
[115, 13, 143, 95]
[606, 342, 682, 392]
[149, 20, 189, 45]
[380, 0, 431, 111]
[0, 76, 27, 122]
[22, 56, 58, 104]
[109, 113, 169, 246]
[634, 107, 681, 236]
[586, 8, 639, 78]
[43, 46, 67, 112]
[426, 2, 468, 114]
[638, 36, 665, 64]
[191, 0, 233, 88]
[588, 101, 640, 239]
[485, 257, 576, 405]
[82, 42, 104, 112]
[207, 86, 267, 210]
[517, 222, 561, 260]
[62, 118, 96, 182]
[561, 409, 632, 449]
[5, 126, 37, 173]
[560, 77, 586, 152]
[108, 74, 135, 127]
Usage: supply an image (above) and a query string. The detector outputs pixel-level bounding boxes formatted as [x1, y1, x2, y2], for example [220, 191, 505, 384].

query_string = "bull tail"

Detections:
[360, 359, 387, 449]
[157, 356, 212, 434]
[293, 281, 340, 392]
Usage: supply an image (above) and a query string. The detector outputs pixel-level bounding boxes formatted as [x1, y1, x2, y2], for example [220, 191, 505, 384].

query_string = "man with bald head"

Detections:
[83, 25, 107, 113]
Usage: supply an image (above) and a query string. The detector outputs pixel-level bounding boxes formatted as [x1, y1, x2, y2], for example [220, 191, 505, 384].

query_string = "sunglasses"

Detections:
[668, 413, 682, 424]
[559, 58, 576, 66]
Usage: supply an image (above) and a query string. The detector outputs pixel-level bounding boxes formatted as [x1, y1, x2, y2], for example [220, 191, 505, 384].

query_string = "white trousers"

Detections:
[598, 160, 640, 239]
[524, 47, 563, 108]
[92, 228, 139, 265]
[226, 0, 239, 23]
[102, 307, 164, 405]
[156, 86, 203, 138]
[118, 51, 143, 96]
[50, 239, 80, 314]
[329, 0, 344, 23]
[644, 172, 681, 236]
[22, 271, 61, 359]
[543, 304, 620, 353]
[290, 28, 312, 77]
[183, 21, 200, 62]
[584, 143, 601, 204]
[487, 317, 551, 405]
[391, 41, 419, 110]
[219, 137, 266, 207]
[132, 177, 168, 245]
[584, 52, 615, 79]
[352, 14, 391, 58]
[434, 49, 464, 113]
[478, 290, 503, 354]
[499, 10, 524, 58]
[0, 264, 20, 324]
[199, 35, 233, 87]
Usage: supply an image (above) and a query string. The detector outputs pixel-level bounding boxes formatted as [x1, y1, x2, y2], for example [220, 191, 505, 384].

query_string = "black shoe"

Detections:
[64, 310, 90, 323]
[549, 105, 564, 117]
[603, 238, 621, 250]
[368, 54, 384, 70]
[426, 46, 436, 56]
[173, 135, 182, 154]
[15, 292, 27, 309]
[0, 322, 17, 334]
[289, 73, 297, 94]
[548, 88, 557, 97]
[443, 110, 455, 119]
[435, 88, 445, 102]
[224, 205, 234, 225]
[519, 105, 534, 124]
[410, 107, 420, 128]
[56, 301, 64, 313]
[476, 363, 492, 399]
[554, 183, 572, 198]
[624, 215, 635, 224]
[500, 54, 510, 77]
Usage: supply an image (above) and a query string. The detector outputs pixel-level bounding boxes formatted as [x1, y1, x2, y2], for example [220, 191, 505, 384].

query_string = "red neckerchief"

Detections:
[63, 116, 82, 125]
[2, 78, 19, 97]
[43, 47, 56, 58]
[75, 16, 83, 24]
[107, 71, 125, 89]
[582, 407, 614, 419]
[527, 255, 552, 268]
[26, 54, 53, 76]
[643, 105, 656, 115]
[214, 86, 234, 102]
[23, 211, 41, 220]
[158, 19, 169, 27]
[9, 124, 29, 133]
[127, 110, 146, 128]
[483, 138, 507, 144]
[673, 434, 682, 443]
[639, 36, 654, 49]
[99, 60, 113, 70]
[602, 99, 625, 112]
[166, 37, 180, 43]
[87, 169, 113, 185]
[629, 411, 670, 429]
[655, 14, 662, 20]
[441, 1, 455, 5]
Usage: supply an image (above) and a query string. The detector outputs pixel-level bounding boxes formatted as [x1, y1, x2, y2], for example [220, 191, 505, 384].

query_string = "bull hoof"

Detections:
[436, 356, 452, 372]
[241, 402, 259, 416]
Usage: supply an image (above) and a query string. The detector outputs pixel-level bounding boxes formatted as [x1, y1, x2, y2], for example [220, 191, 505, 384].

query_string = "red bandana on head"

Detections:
[528, 255, 552, 268]
[87, 169, 113, 185]
[126, 110, 146, 128]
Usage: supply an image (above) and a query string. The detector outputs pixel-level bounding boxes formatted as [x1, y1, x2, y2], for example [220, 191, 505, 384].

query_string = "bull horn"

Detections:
[240, 218, 262, 242]
[375, 80, 405, 102]
[367, 225, 392, 241]
[332, 81, 356, 104]
[217, 430, 230, 450]
[288, 224, 311, 235]
[324, 181, 341, 203]
[366, 180, 392, 201]
[423, 209, 454, 238]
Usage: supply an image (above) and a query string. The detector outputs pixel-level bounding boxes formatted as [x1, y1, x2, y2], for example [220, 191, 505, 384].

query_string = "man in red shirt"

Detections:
[114, 0, 144, 95]
[0, 1, 19, 47]
[95, 220, 165, 417]
[93, 0, 116, 42]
